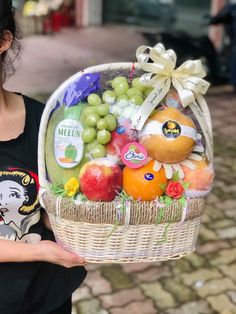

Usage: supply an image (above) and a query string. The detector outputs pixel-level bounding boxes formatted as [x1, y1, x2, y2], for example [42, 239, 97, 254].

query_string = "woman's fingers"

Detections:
[37, 240, 86, 267]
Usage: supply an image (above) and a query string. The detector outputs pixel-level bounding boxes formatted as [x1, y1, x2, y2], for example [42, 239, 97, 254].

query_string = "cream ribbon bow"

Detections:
[131, 43, 210, 131]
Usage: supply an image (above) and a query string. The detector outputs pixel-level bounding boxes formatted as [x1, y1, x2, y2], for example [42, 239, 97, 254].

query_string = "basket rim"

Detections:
[42, 189, 206, 225]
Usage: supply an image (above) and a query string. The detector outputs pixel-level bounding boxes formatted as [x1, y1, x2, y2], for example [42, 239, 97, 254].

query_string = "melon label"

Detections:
[54, 119, 84, 169]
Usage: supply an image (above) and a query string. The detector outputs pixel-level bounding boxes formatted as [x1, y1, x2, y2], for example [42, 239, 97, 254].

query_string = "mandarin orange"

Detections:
[123, 160, 168, 201]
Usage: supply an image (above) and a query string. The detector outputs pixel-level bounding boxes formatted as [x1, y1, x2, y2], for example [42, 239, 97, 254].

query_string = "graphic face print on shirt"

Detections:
[0, 168, 42, 242]
[0, 180, 30, 225]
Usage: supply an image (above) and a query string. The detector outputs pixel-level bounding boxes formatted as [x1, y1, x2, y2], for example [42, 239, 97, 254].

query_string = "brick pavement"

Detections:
[5, 26, 236, 314]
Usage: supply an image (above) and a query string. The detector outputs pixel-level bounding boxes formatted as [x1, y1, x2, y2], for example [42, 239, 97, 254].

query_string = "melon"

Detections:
[45, 105, 89, 185]
[139, 107, 197, 163]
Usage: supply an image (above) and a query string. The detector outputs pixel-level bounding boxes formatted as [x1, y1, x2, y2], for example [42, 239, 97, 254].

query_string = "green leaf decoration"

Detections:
[182, 182, 191, 190]
[156, 206, 165, 225]
[116, 190, 131, 204]
[50, 183, 67, 197]
[172, 171, 180, 182]
[164, 196, 173, 206]
[157, 222, 171, 244]
[178, 197, 186, 207]
[160, 196, 164, 203]
[74, 193, 88, 202]
[50, 182, 83, 199]
[107, 218, 119, 238]
[160, 183, 168, 192]
[107, 190, 132, 238]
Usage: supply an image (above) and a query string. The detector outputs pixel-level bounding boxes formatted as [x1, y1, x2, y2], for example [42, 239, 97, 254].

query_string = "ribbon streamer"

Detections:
[174, 198, 190, 244]
[124, 200, 131, 230]
[114, 200, 131, 231]
[131, 43, 212, 159]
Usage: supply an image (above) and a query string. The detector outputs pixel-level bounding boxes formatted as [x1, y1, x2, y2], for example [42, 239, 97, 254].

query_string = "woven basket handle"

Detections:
[194, 94, 214, 162]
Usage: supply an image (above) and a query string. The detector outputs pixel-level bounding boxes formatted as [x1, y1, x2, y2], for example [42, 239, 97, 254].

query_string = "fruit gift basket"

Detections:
[38, 43, 214, 263]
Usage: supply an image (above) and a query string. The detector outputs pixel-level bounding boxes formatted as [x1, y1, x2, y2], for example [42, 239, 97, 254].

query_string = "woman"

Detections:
[0, 1, 86, 313]
[209, 1, 236, 91]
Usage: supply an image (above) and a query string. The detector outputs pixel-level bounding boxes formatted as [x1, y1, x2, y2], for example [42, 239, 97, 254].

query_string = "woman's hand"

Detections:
[0, 238, 86, 266]
[40, 213, 85, 267]
[37, 240, 86, 268]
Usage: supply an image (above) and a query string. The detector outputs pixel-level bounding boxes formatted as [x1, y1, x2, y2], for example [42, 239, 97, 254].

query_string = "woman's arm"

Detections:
[209, 5, 231, 25]
[0, 239, 85, 268]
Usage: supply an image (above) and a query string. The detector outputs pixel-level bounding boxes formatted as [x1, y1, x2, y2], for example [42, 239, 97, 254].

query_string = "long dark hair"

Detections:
[0, 0, 22, 81]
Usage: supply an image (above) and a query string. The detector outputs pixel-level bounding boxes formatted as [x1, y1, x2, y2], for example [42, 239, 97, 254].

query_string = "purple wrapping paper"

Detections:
[63, 72, 101, 107]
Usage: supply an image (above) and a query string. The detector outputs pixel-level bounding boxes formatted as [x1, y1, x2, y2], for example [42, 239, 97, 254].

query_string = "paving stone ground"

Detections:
[6, 25, 236, 314]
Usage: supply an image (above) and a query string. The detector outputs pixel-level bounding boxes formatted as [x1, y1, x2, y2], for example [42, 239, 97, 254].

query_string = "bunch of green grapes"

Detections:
[104, 76, 153, 106]
[81, 94, 117, 158]
[102, 76, 154, 119]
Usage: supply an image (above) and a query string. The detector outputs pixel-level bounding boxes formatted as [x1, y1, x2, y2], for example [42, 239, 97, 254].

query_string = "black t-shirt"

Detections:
[0, 95, 87, 314]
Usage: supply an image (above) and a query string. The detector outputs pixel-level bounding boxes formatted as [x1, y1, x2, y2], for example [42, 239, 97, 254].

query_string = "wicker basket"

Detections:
[38, 62, 213, 263]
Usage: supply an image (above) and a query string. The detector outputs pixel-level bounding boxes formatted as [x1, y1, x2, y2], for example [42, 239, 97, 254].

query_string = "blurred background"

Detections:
[6, 1, 236, 314]
[7, 0, 235, 93]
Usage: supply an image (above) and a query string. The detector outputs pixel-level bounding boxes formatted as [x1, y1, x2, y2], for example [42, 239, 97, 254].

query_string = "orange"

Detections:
[123, 160, 168, 201]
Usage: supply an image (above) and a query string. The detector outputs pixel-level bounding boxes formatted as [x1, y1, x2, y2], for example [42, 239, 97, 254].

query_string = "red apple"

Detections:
[79, 158, 122, 201]
[106, 118, 137, 162]
[106, 131, 129, 159]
